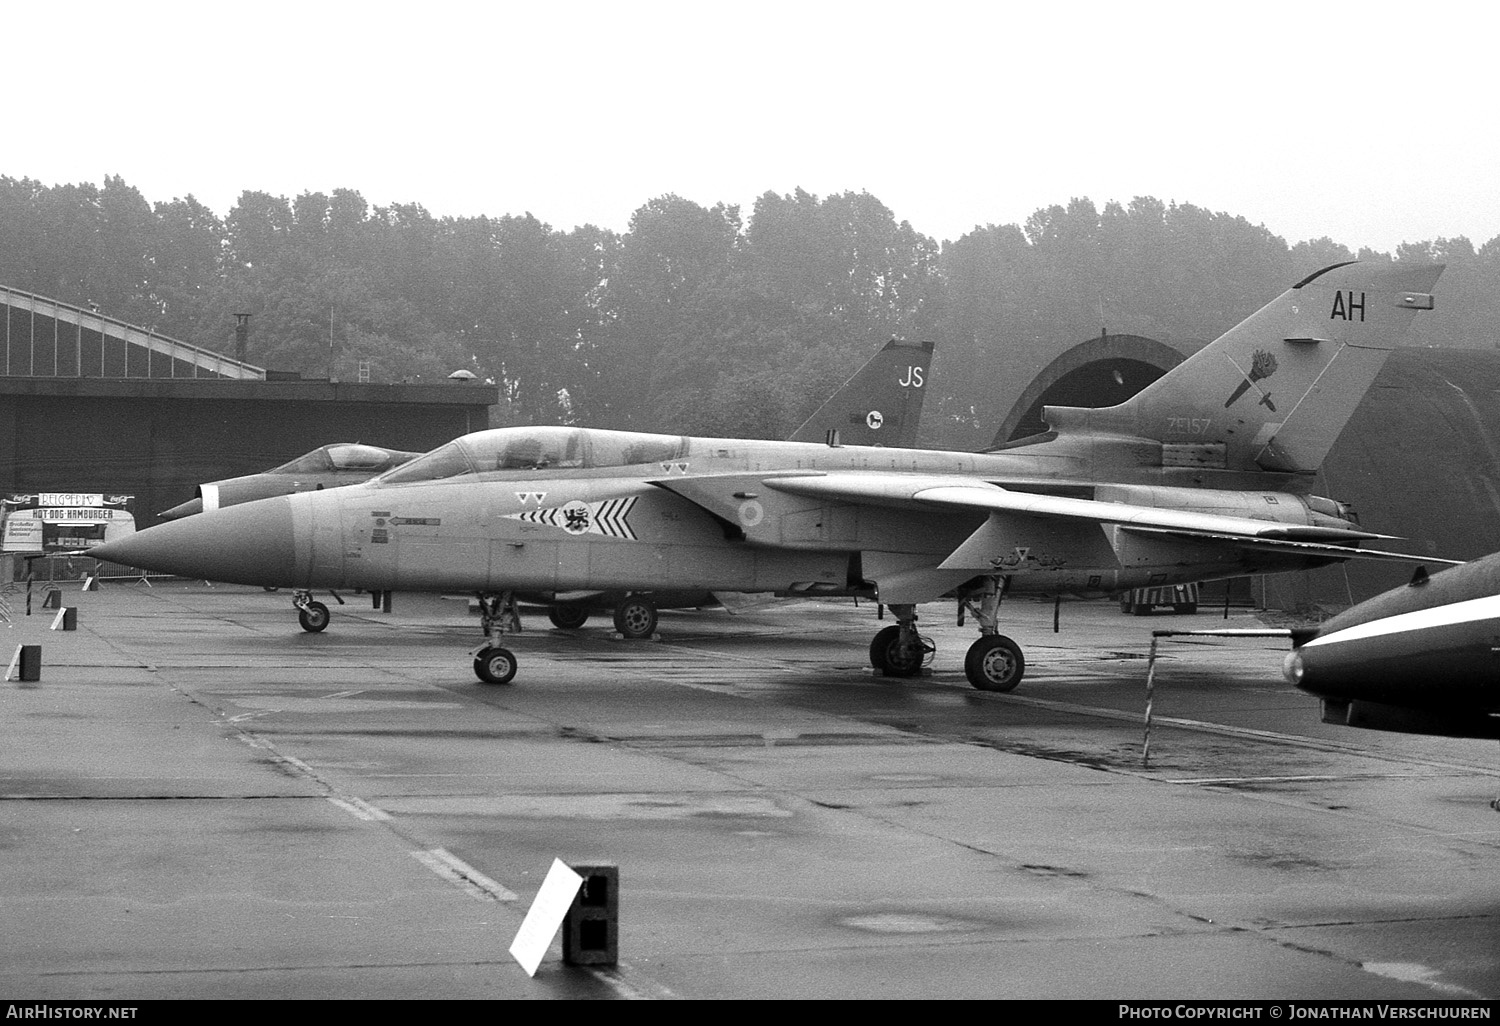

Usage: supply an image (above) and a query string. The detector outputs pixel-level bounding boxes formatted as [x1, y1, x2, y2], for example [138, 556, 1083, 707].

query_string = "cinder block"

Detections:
[562, 863, 618, 967]
[19, 645, 40, 682]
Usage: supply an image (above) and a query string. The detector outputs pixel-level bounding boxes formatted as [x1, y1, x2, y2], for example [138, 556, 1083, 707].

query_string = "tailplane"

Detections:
[789, 337, 933, 447]
[1044, 261, 1443, 474]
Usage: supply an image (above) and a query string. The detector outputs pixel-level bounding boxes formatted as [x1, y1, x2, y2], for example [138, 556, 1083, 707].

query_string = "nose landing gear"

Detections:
[294, 590, 331, 633]
[472, 591, 522, 685]
[473, 644, 518, 686]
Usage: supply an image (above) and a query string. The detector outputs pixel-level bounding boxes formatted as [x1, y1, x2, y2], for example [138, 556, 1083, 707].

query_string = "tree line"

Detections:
[2, 175, 1495, 449]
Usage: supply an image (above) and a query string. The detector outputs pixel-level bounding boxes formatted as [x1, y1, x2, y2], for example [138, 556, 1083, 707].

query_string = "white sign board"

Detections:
[37, 493, 104, 508]
[2, 518, 43, 553]
[508, 859, 584, 977]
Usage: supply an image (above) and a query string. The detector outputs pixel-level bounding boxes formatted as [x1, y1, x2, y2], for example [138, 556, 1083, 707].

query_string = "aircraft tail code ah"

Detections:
[1042, 261, 1443, 475]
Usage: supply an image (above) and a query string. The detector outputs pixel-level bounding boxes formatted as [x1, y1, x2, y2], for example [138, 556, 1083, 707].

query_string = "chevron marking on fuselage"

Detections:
[505, 496, 638, 540]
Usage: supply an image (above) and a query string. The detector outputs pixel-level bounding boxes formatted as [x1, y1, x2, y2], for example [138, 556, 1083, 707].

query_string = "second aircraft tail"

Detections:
[789, 337, 933, 447]
[1044, 261, 1443, 475]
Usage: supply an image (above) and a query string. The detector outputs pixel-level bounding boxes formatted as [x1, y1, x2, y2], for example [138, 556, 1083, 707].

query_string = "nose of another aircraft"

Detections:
[89, 497, 299, 586]
[159, 497, 205, 520]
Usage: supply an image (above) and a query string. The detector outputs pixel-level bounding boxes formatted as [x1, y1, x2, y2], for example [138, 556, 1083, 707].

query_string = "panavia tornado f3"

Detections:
[91, 260, 1447, 690]
[149, 335, 934, 632]
[159, 442, 422, 519]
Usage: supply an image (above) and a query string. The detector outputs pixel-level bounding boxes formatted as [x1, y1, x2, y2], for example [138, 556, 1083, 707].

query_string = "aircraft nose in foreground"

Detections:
[89, 497, 299, 586]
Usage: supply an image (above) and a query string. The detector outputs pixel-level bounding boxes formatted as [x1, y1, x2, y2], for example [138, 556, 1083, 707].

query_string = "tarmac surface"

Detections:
[2, 579, 1498, 1001]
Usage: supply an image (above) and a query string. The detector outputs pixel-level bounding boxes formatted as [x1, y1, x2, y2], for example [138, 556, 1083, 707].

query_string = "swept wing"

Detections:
[655, 470, 1454, 570]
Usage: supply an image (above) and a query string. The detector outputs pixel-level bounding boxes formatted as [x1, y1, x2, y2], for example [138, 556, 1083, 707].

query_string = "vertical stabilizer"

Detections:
[1044, 261, 1442, 474]
[789, 337, 934, 447]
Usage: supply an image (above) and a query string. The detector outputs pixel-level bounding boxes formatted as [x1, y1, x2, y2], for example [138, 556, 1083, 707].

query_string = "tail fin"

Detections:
[789, 337, 933, 447]
[1045, 261, 1443, 474]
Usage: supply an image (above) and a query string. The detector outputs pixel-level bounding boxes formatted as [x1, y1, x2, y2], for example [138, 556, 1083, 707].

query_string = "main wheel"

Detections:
[875, 628, 926, 678]
[965, 635, 1024, 692]
[473, 646, 517, 685]
[548, 605, 590, 630]
[613, 598, 658, 639]
[298, 601, 330, 633]
[869, 625, 900, 668]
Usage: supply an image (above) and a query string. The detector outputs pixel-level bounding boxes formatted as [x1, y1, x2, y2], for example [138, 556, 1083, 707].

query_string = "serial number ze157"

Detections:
[1166, 417, 1213, 435]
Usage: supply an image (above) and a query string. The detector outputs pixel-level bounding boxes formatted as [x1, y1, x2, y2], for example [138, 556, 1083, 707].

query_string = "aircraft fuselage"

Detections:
[128, 429, 1354, 603]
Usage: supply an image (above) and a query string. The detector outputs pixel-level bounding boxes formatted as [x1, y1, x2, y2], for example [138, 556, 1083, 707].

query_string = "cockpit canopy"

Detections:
[376, 427, 688, 485]
[271, 443, 415, 475]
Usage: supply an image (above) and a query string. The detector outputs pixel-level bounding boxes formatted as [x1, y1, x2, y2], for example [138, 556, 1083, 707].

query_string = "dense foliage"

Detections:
[2, 175, 1495, 449]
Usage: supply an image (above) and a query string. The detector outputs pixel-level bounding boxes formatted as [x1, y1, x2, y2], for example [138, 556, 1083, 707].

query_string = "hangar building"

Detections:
[0, 286, 493, 532]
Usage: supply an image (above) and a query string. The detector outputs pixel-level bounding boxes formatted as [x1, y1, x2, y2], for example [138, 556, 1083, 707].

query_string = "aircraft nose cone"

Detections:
[89, 497, 298, 586]
[1282, 648, 1305, 687]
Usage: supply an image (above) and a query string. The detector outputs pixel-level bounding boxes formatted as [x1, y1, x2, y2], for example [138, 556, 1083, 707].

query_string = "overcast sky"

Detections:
[10, 1, 1496, 254]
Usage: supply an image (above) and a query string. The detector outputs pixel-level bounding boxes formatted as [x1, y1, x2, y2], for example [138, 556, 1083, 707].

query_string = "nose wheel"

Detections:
[293, 591, 331, 633]
[473, 645, 517, 685]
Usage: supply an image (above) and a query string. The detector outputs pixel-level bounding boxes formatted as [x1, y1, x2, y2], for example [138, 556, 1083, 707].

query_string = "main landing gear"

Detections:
[958, 576, 1025, 692]
[869, 605, 935, 678]
[548, 594, 658, 638]
[867, 577, 1027, 692]
[473, 591, 522, 685]
[547, 605, 590, 630]
[612, 595, 659, 640]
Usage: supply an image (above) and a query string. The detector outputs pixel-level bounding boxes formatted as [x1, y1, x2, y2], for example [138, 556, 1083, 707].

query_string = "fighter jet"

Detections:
[91, 260, 1444, 691]
[153, 337, 935, 632]
[1285, 555, 1500, 740]
[159, 442, 420, 519]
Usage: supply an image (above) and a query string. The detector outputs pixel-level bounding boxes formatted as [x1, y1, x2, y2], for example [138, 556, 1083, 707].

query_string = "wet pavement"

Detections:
[2, 581, 1497, 999]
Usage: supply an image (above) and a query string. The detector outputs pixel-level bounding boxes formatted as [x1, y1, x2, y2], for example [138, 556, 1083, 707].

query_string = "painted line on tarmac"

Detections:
[328, 795, 392, 822]
[1167, 773, 1417, 785]
[587, 964, 679, 1000]
[411, 848, 518, 902]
